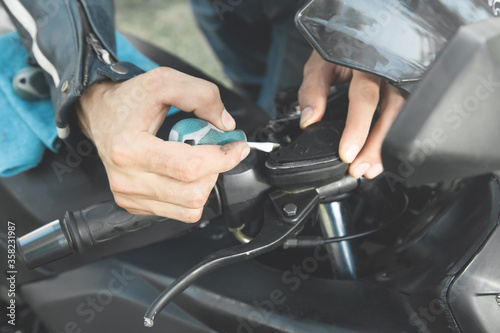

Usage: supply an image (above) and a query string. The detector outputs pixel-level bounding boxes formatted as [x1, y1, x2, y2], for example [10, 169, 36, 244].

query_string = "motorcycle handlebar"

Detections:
[16, 118, 355, 269]
[17, 201, 167, 269]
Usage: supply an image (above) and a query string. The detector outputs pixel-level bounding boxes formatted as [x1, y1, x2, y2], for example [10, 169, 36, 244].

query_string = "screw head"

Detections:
[283, 203, 298, 217]
[496, 294, 500, 306]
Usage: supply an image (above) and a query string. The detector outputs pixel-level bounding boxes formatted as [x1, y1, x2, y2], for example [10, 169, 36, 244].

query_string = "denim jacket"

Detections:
[0, 0, 143, 143]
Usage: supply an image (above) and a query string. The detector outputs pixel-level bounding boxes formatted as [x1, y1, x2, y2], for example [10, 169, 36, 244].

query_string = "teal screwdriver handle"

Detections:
[169, 118, 247, 145]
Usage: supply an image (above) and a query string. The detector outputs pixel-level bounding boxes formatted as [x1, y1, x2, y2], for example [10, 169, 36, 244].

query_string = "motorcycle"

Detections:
[2, 1, 500, 332]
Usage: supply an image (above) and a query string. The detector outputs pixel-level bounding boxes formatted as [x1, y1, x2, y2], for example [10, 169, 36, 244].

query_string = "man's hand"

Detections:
[298, 51, 406, 179]
[77, 67, 250, 223]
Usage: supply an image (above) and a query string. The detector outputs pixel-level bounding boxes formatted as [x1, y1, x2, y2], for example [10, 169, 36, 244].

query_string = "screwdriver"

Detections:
[169, 118, 280, 153]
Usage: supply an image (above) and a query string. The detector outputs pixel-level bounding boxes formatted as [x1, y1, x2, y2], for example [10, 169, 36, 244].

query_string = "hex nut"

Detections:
[283, 203, 298, 217]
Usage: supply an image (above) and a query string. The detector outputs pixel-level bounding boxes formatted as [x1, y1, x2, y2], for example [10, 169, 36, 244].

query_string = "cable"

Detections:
[284, 193, 409, 249]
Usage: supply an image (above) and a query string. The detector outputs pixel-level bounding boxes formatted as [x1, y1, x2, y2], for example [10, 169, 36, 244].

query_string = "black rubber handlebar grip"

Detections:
[62, 201, 166, 253]
[17, 201, 166, 268]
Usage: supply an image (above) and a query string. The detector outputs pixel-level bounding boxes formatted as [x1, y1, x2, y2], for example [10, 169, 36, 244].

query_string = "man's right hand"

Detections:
[76, 67, 250, 223]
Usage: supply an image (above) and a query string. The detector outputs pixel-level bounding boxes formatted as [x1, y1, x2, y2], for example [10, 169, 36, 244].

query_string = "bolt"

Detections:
[496, 294, 500, 306]
[283, 203, 298, 217]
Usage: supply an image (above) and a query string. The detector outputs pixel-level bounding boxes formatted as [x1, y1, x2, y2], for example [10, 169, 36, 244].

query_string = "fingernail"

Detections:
[344, 145, 360, 163]
[300, 107, 314, 127]
[240, 145, 250, 161]
[365, 163, 384, 179]
[222, 109, 236, 130]
[351, 163, 370, 179]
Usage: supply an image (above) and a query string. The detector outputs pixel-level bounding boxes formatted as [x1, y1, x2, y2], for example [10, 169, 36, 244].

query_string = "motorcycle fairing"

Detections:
[382, 18, 500, 186]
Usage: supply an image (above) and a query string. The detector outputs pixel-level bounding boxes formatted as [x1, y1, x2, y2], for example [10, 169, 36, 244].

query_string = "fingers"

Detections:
[298, 52, 336, 128]
[106, 136, 249, 222]
[146, 67, 236, 131]
[135, 134, 250, 180]
[339, 71, 383, 166]
[78, 67, 251, 222]
[298, 56, 405, 180]
[112, 171, 219, 223]
[107, 136, 249, 222]
[348, 83, 406, 179]
[114, 195, 207, 223]
[298, 51, 352, 129]
[109, 170, 219, 208]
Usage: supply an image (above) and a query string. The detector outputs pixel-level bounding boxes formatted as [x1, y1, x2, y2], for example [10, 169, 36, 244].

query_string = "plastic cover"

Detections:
[382, 18, 500, 186]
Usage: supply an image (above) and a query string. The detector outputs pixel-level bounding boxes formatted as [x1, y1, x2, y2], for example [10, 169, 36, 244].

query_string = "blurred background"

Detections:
[115, 0, 231, 87]
[0, 1, 229, 86]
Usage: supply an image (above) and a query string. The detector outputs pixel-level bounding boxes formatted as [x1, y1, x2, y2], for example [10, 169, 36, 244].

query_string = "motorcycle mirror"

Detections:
[382, 18, 500, 186]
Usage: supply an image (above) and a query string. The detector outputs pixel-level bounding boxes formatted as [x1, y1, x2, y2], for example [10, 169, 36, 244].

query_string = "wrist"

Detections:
[76, 81, 116, 143]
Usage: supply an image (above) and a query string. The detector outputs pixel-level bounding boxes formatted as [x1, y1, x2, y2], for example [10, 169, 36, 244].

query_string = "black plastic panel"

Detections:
[449, 212, 500, 332]
[382, 19, 500, 186]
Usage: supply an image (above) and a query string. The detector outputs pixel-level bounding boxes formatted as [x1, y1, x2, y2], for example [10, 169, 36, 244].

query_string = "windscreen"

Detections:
[296, 0, 494, 87]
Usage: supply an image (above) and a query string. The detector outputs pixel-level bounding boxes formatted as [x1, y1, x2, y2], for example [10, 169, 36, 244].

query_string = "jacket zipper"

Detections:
[77, 1, 116, 87]
[82, 46, 92, 87]
[86, 33, 114, 66]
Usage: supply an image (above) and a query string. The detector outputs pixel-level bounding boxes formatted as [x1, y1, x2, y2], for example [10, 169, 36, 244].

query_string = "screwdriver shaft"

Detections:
[247, 142, 280, 153]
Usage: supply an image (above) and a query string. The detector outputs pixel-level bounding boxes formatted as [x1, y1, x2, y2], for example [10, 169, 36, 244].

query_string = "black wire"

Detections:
[288, 193, 409, 248]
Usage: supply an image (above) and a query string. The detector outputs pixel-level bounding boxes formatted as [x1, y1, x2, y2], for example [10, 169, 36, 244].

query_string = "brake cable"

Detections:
[284, 192, 409, 248]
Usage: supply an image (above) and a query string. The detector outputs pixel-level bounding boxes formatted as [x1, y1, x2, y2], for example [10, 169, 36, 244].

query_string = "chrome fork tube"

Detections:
[318, 202, 357, 279]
